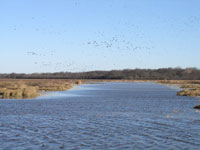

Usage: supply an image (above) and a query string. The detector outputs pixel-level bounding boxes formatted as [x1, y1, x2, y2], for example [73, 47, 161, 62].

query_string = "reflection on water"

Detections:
[0, 82, 200, 150]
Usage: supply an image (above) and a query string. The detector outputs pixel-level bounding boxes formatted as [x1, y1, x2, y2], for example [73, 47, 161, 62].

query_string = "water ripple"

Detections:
[0, 82, 200, 150]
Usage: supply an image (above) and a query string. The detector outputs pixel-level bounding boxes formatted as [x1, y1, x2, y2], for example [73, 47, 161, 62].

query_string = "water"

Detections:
[0, 82, 200, 150]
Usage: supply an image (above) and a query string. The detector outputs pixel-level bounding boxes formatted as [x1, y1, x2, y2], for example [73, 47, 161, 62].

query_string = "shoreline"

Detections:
[155, 80, 200, 109]
[155, 80, 200, 97]
[1, 79, 200, 100]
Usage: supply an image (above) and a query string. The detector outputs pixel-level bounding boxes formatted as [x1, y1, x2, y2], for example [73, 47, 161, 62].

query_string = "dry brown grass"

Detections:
[0, 79, 82, 99]
[1, 79, 200, 99]
[156, 80, 200, 97]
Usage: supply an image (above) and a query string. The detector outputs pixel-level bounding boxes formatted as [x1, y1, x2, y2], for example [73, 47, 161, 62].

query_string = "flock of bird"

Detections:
[21, 1, 200, 72]
[184, 16, 200, 26]
[27, 48, 122, 72]
[86, 37, 153, 54]
[27, 50, 55, 57]
[27, 50, 77, 71]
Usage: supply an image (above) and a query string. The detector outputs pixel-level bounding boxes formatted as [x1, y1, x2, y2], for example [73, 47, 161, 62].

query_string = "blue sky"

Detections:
[1, 0, 200, 73]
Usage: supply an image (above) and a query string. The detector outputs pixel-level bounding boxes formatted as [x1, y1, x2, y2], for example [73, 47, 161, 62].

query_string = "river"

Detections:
[0, 82, 200, 150]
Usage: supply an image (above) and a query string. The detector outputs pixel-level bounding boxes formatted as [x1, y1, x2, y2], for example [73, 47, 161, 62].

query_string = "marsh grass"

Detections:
[1, 79, 200, 99]
[0, 79, 81, 99]
[157, 80, 200, 97]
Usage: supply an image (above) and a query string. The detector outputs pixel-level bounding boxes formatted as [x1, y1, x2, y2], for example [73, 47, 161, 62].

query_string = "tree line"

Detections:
[0, 68, 200, 80]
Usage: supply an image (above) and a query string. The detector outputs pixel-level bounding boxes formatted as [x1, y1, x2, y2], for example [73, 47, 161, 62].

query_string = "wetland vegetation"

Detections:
[1, 78, 200, 101]
[157, 80, 200, 97]
[1, 68, 200, 102]
[0, 79, 81, 99]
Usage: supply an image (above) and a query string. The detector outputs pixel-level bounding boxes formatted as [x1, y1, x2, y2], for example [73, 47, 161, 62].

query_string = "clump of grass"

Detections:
[177, 89, 200, 97]
[22, 87, 39, 98]
[0, 87, 39, 99]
